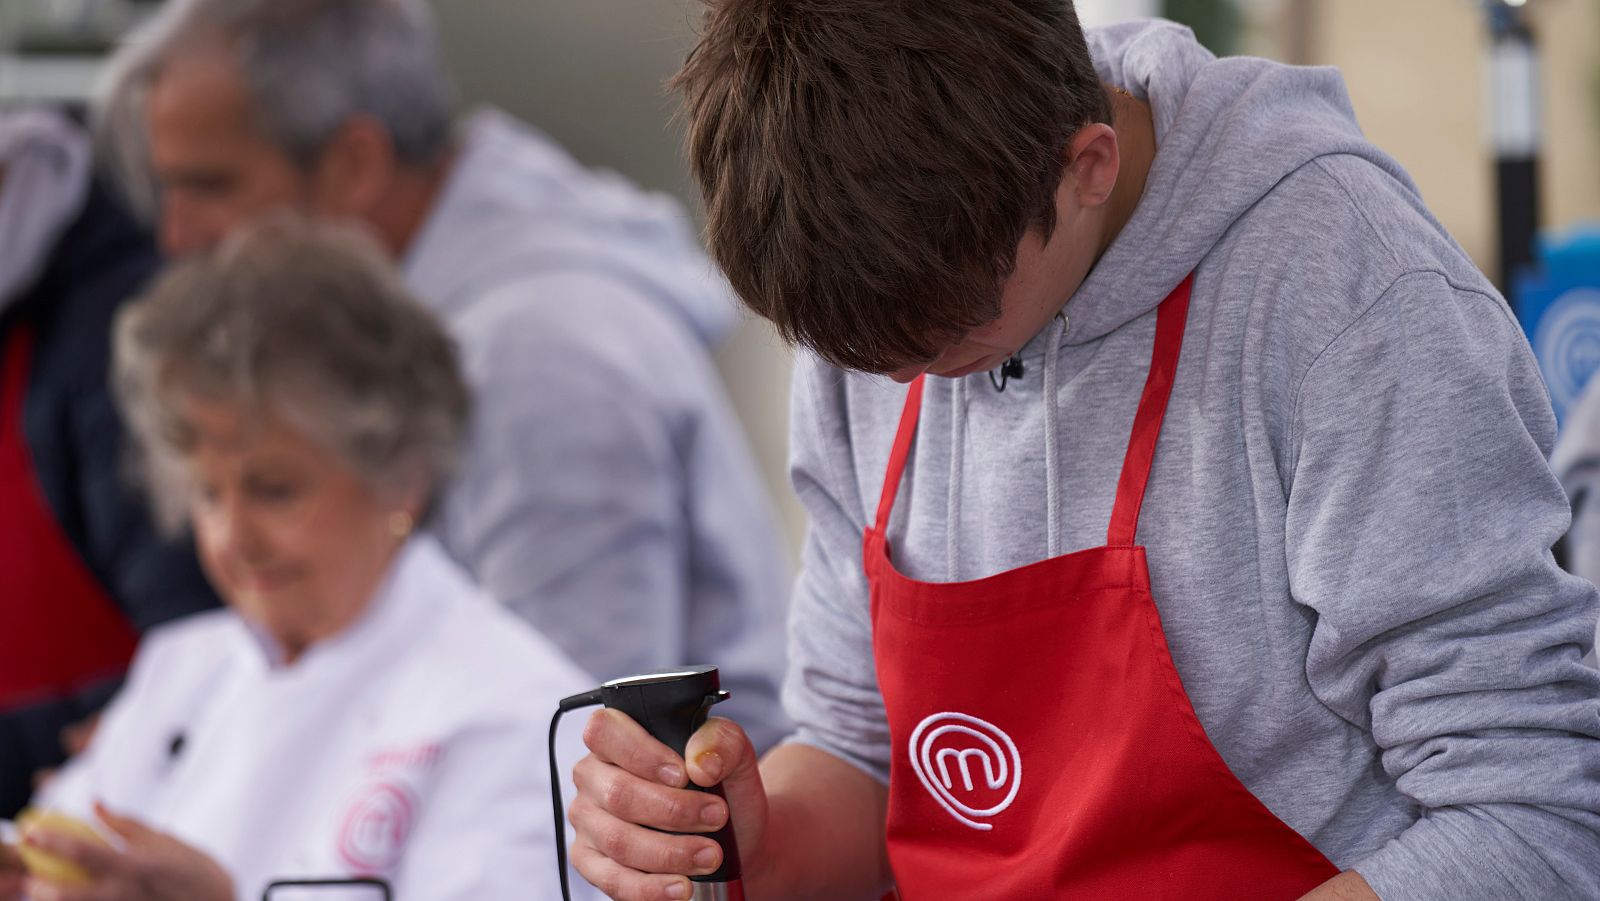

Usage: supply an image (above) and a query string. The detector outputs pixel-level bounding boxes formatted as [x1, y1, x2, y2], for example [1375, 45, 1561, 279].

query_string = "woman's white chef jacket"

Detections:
[40, 536, 604, 901]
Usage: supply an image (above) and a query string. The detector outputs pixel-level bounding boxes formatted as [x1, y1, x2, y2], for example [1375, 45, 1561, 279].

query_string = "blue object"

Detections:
[1512, 224, 1600, 427]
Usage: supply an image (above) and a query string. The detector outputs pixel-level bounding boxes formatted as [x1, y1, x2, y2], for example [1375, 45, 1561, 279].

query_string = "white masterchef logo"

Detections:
[908, 712, 1022, 831]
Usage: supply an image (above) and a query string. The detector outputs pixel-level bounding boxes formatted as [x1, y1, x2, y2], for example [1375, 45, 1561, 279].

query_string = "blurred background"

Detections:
[3, 0, 1598, 554]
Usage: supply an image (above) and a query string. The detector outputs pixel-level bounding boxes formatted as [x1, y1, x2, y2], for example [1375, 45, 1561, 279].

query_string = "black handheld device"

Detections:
[551, 665, 746, 901]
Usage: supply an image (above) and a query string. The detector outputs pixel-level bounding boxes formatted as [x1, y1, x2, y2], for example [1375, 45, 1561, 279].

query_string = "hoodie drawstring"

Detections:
[947, 376, 967, 581]
[1043, 314, 1069, 558]
[946, 312, 1068, 577]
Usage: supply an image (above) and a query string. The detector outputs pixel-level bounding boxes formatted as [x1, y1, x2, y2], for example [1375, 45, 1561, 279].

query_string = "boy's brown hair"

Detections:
[673, 0, 1110, 373]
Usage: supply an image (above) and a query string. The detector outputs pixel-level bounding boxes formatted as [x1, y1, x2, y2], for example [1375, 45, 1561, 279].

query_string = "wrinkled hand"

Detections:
[1, 841, 25, 901]
[23, 803, 232, 901]
[569, 712, 768, 901]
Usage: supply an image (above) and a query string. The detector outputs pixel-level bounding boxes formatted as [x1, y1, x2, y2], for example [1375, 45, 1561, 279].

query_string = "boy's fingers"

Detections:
[584, 709, 688, 787]
[570, 839, 696, 901]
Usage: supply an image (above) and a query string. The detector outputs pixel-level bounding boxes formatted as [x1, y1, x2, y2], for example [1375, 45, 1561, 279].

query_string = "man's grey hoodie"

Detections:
[403, 110, 792, 748]
[784, 21, 1600, 898]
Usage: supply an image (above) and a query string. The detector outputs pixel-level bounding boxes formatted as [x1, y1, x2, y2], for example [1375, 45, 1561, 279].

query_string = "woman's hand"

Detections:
[568, 712, 769, 901]
[22, 803, 233, 901]
[1, 841, 26, 901]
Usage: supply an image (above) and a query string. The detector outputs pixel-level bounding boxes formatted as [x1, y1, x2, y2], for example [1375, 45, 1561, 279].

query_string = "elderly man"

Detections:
[97, 0, 791, 747]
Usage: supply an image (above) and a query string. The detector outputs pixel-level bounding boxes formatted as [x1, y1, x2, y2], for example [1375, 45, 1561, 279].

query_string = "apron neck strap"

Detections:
[871, 273, 1192, 547]
[874, 375, 926, 536]
[1106, 274, 1193, 547]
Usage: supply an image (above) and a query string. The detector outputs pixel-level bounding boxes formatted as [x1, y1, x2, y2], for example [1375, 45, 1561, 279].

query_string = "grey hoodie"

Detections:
[784, 21, 1600, 899]
[402, 110, 792, 749]
[1551, 376, 1600, 665]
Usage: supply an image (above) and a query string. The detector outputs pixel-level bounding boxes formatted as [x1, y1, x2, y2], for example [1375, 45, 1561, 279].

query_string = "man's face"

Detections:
[889, 210, 1102, 384]
[146, 53, 312, 257]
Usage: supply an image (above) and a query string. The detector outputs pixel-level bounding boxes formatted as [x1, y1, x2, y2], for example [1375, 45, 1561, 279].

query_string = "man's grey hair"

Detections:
[95, 0, 453, 217]
[114, 214, 471, 533]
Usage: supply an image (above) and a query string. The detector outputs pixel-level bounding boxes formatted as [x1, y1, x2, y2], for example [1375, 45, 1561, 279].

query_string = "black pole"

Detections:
[1486, 2, 1542, 293]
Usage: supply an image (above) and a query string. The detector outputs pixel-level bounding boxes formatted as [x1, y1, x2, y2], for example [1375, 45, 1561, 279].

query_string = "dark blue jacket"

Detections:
[0, 176, 219, 817]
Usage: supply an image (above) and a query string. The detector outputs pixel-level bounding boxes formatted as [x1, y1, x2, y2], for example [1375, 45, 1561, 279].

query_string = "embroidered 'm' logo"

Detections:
[337, 782, 417, 873]
[908, 712, 1022, 831]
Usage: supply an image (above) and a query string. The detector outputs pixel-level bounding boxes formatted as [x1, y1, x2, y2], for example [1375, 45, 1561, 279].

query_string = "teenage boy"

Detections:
[569, 8, 1600, 901]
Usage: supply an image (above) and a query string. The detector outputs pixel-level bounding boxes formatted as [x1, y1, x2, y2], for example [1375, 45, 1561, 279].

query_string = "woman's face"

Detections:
[180, 396, 415, 660]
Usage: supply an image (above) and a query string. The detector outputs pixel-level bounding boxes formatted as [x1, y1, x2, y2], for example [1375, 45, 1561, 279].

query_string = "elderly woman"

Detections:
[12, 218, 600, 901]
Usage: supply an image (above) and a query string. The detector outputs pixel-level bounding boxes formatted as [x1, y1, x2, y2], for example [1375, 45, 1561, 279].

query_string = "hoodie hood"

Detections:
[402, 108, 738, 346]
[0, 109, 92, 316]
[1065, 20, 1415, 345]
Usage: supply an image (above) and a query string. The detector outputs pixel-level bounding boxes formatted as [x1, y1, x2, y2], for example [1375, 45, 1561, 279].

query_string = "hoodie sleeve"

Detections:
[781, 355, 895, 784]
[1551, 379, 1600, 599]
[442, 274, 688, 673]
[1285, 270, 1600, 900]
[434, 270, 790, 749]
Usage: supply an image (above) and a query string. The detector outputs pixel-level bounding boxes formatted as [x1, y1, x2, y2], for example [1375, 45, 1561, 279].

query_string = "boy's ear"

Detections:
[1064, 123, 1120, 209]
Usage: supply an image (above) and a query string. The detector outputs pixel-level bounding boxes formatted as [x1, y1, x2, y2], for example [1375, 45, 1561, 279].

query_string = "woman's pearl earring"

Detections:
[387, 511, 415, 539]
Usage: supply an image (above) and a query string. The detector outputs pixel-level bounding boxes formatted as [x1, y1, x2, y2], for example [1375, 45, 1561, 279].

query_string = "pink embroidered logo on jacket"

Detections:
[337, 782, 418, 873]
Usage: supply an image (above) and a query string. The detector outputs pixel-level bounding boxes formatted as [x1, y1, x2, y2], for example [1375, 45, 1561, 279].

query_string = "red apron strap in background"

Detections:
[1106, 274, 1193, 548]
[874, 376, 925, 536]
[0, 325, 138, 709]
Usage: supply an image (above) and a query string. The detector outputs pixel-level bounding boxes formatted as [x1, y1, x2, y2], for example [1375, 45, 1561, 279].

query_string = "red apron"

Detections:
[0, 326, 138, 710]
[866, 276, 1339, 899]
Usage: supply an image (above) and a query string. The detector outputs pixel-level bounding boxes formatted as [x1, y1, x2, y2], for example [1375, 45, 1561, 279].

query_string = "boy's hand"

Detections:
[1296, 871, 1380, 901]
[569, 711, 768, 901]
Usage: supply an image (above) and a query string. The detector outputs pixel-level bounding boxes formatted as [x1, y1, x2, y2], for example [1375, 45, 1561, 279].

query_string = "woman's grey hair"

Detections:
[114, 215, 471, 532]
[94, 0, 453, 217]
